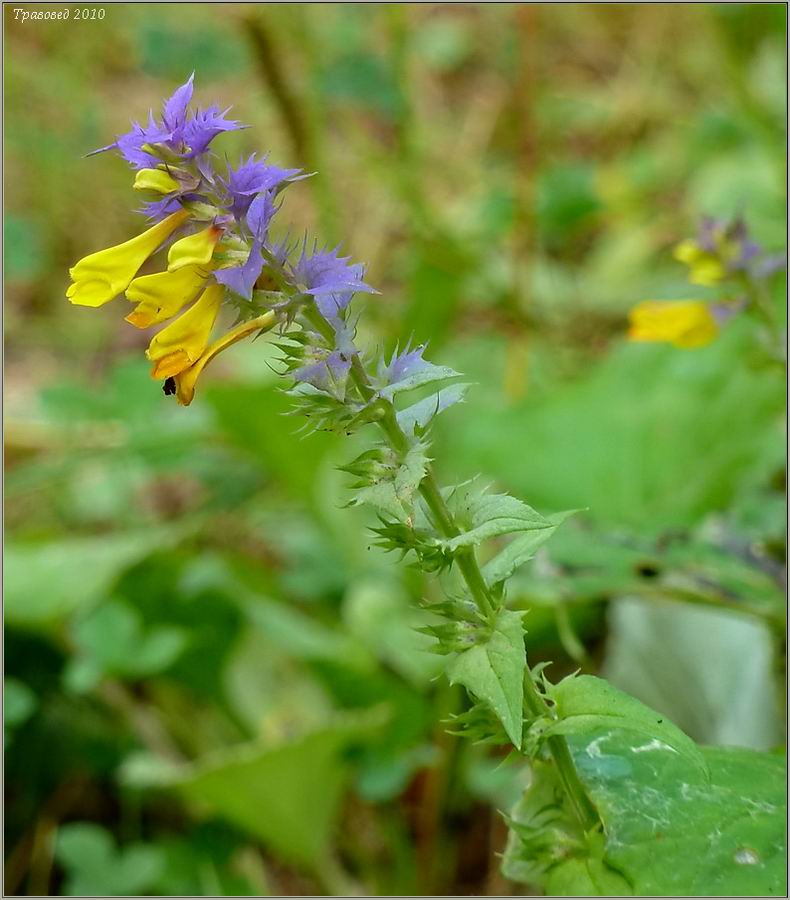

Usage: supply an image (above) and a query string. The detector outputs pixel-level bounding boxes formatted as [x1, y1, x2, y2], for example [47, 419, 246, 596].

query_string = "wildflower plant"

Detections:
[68, 78, 786, 896]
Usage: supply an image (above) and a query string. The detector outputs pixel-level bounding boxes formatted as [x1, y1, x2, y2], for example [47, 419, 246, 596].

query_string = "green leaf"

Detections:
[5, 530, 183, 629]
[352, 440, 429, 522]
[55, 823, 163, 897]
[447, 608, 525, 748]
[483, 510, 578, 587]
[396, 384, 469, 434]
[126, 719, 376, 872]
[440, 488, 553, 553]
[67, 600, 187, 688]
[505, 731, 786, 896]
[582, 733, 784, 895]
[545, 674, 707, 777]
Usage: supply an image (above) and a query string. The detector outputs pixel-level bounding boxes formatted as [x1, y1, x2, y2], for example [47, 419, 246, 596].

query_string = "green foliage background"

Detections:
[4, 3, 786, 896]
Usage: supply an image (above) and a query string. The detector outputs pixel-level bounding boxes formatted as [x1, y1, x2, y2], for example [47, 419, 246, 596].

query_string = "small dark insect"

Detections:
[636, 562, 660, 578]
[163, 377, 177, 396]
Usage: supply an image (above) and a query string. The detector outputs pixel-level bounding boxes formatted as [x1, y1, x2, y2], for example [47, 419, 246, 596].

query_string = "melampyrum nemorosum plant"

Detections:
[67, 76, 785, 882]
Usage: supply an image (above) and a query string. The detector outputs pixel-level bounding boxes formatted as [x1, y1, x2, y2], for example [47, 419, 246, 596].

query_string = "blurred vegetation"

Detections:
[4, 3, 786, 896]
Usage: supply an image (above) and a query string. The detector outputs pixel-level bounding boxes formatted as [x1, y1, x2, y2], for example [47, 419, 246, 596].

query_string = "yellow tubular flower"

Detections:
[628, 300, 719, 349]
[125, 264, 211, 328]
[67, 209, 190, 307]
[167, 224, 224, 271]
[133, 168, 181, 194]
[172, 312, 277, 406]
[145, 283, 224, 379]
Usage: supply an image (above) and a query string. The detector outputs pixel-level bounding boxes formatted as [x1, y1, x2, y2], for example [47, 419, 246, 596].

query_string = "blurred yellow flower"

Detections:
[627, 300, 718, 349]
[171, 311, 277, 406]
[168, 224, 224, 271]
[66, 209, 190, 307]
[145, 283, 223, 379]
[133, 168, 181, 195]
[125, 264, 211, 328]
[673, 239, 727, 287]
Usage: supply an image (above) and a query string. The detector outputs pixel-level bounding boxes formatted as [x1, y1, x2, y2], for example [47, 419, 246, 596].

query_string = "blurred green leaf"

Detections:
[66, 599, 187, 690]
[137, 23, 250, 78]
[207, 383, 338, 503]
[55, 822, 164, 897]
[4, 678, 38, 742]
[5, 530, 184, 628]
[412, 18, 473, 72]
[402, 242, 471, 348]
[343, 579, 443, 687]
[133, 719, 376, 871]
[603, 598, 782, 749]
[452, 326, 785, 530]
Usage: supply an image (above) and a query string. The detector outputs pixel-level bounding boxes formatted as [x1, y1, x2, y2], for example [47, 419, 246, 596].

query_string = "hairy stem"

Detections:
[300, 302, 599, 830]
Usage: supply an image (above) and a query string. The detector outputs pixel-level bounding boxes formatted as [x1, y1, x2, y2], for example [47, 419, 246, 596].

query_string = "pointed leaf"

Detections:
[396, 384, 469, 434]
[447, 608, 525, 747]
[483, 510, 578, 587]
[440, 491, 553, 553]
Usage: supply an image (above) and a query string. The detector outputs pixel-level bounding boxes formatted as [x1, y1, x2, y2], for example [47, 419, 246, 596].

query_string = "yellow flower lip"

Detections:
[145, 283, 224, 378]
[133, 167, 181, 195]
[151, 350, 193, 379]
[627, 300, 718, 349]
[167, 225, 225, 271]
[125, 309, 156, 329]
[125, 264, 211, 329]
[172, 311, 278, 406]
[67, 209, 190, 307]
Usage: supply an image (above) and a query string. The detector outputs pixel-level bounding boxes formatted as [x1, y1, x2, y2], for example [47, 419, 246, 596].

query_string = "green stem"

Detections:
[300, 302, 599, 830]
[522, 674, 599, 831]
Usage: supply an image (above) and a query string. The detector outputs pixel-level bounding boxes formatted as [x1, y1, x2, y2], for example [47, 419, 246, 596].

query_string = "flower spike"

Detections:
[68, 76, 382, 400]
